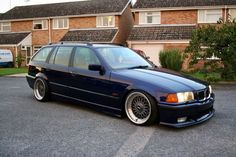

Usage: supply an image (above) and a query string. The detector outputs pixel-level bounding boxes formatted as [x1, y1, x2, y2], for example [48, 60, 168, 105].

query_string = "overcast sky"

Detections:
[0, 0, 136, 13]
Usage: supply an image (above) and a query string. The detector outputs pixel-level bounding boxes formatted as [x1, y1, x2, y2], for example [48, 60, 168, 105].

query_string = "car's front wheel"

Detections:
[33, 78, 49, 102]
[125, 91, 158, 126]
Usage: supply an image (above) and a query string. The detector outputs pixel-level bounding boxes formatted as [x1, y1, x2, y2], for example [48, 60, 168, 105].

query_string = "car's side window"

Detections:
[54, 46, 73, 66]
[32, 47, 53, 62]
[73, 47, 100, 70]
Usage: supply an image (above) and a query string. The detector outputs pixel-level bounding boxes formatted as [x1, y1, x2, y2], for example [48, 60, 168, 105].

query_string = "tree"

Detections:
[185, 22, 236, 80]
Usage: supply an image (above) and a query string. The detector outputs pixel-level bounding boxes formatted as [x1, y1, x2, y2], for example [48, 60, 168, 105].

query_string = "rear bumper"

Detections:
[158, 97, 215, 128]
[26, 74, 35, 89]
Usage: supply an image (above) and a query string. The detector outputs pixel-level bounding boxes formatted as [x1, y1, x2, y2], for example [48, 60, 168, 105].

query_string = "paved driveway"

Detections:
[0, 77, 236, 157]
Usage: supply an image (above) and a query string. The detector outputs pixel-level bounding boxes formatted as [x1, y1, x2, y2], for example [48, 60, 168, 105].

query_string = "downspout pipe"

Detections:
[48, 18, 51, 43]
[224, 5, 227, 23]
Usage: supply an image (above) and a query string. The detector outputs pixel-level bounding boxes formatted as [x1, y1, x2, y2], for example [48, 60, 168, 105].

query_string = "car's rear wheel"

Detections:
[125, 91, 158, 126]
[33, 78, 49, 102]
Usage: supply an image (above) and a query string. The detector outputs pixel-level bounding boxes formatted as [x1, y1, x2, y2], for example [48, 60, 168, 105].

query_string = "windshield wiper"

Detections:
[128, 65, 149, 69]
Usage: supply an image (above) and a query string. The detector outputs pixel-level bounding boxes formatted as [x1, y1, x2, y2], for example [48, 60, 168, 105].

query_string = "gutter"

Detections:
[131, 5, 236, 12]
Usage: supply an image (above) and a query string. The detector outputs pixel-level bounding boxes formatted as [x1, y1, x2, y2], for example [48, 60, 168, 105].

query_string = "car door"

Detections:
[68, 46, 122, 111]
[45, 46, 74, 96]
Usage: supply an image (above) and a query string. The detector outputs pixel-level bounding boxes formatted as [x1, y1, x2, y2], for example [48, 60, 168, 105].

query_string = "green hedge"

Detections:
[159, 49, 183, 72]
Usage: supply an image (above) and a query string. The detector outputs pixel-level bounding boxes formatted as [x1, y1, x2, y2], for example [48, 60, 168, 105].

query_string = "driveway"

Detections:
[0, 77, 236, 157]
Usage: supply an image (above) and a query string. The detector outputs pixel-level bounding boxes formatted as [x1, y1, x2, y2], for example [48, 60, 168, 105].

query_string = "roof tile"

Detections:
[134, 0, 236, 9]
[0, 0, 129, 20]
[128, 25, 196, 40]
[61, 29, 118, 42]
[0, 32, 30, 44]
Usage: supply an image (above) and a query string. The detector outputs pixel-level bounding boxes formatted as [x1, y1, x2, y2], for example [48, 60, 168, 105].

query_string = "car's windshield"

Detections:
[96, 47, 152, 69]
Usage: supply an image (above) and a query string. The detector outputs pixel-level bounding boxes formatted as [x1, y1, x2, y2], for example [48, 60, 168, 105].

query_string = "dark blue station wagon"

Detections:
[26, 43, 215, 127]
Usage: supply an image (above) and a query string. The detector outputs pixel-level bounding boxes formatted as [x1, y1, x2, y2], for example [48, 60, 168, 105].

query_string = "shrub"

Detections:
[16, 53, 25, 68]
[185, 22, 236, 80]
[159, 49, 183, 72]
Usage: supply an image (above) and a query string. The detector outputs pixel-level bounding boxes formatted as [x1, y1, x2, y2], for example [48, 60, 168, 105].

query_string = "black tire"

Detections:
[33, 78, 49, 102]
[125, 91, 158, 126]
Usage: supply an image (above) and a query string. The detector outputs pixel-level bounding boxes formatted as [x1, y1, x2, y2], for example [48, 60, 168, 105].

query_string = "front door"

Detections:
[68, 46, 121, 111]
[26, 46, 32, 65]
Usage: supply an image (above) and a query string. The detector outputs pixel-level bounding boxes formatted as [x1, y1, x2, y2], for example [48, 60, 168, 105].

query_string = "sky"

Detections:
[0, 0, 136, 13]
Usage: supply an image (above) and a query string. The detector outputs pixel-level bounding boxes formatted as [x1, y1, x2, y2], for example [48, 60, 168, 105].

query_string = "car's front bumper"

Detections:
[158, 96, 215, 128]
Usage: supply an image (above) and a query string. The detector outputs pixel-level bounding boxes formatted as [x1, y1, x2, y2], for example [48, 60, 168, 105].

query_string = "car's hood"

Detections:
[111, 68, 207, 93]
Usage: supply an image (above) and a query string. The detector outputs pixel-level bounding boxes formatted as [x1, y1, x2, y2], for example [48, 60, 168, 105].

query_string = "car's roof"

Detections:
[47, 42, 124, 48]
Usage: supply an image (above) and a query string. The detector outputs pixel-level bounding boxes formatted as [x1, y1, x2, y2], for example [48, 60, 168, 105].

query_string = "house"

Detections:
[0, 0, 133, 66]
[127, 0, 236, 68]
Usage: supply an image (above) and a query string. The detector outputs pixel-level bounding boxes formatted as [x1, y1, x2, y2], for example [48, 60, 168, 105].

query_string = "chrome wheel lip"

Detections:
[33, 79, 45, 101]
[125, 92, 151, 125]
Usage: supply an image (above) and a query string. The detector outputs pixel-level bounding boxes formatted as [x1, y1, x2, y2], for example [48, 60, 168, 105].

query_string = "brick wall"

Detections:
[70, 17, 96, 29]
[113, 6, 134, 44]
[161, 10, 197, 24]
[51, 29, 68, 43]
[11, 21, 32, 32]
[32, 30, 49, 45]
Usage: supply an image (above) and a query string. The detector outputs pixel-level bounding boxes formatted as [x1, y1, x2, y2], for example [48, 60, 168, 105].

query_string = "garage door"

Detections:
[131, 44, 163, 66]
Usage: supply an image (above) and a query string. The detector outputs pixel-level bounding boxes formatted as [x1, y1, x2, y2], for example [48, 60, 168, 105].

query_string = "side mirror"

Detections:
[88, 64, 105, 75]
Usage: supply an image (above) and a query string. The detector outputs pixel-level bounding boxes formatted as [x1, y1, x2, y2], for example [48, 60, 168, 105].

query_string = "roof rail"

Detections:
[91, 43, 126, 47]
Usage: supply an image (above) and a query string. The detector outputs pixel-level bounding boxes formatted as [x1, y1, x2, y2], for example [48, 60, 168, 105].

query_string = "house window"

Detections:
[53, 18, 69, 29]
[0, 22, 11, 32]
[97, 16, 115, 27]
[33, 20, 48, 30]
[229, 9, 236, 21]
[198, 9, 222, 23]
[33, 46, 42, 53]
[139, 12, 160, 24]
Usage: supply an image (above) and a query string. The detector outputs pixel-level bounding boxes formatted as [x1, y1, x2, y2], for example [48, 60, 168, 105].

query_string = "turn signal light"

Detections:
[166, 94, 178, 103]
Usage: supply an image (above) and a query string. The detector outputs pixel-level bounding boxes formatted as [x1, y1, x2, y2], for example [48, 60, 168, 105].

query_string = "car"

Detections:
[0, 49, 13, 67]
[132, 49, 149, 59]
[26, 43, 215, 127]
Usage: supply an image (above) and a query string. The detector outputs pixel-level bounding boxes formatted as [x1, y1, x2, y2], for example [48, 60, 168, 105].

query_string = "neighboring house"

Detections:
[0, 0, 133, 66]
[127, 0, 236, 67]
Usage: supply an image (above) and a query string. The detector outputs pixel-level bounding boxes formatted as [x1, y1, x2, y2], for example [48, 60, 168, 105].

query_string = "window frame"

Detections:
[229, 8, 236, 21]
[96, 16, 115, 27]
[0, 22, 11, 32]
[33, 46, 42, 53]
[31, 46, 53, 62]
[139, 12, 161, 25]
[198, 9, 222, 23]
[52, 18, 69, 29]
[72, 46, 101, 70]
[33, 20, 48, 30]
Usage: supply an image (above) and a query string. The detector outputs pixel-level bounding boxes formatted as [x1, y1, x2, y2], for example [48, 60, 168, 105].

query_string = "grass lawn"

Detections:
[184, 71, 236, 83]
[0, 67, 28, 76]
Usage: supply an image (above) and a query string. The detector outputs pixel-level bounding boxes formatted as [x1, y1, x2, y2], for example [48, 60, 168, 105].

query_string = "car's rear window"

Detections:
[32, 47, 53, 62]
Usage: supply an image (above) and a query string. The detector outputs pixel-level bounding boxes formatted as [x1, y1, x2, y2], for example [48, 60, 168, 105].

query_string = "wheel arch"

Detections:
[35, 72, 48, 81]
[120, 85, 159, 117]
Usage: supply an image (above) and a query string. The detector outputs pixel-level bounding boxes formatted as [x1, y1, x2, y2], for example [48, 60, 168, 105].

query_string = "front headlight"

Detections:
[166, 92, 194, 103]
[177, 92, 194, 103]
